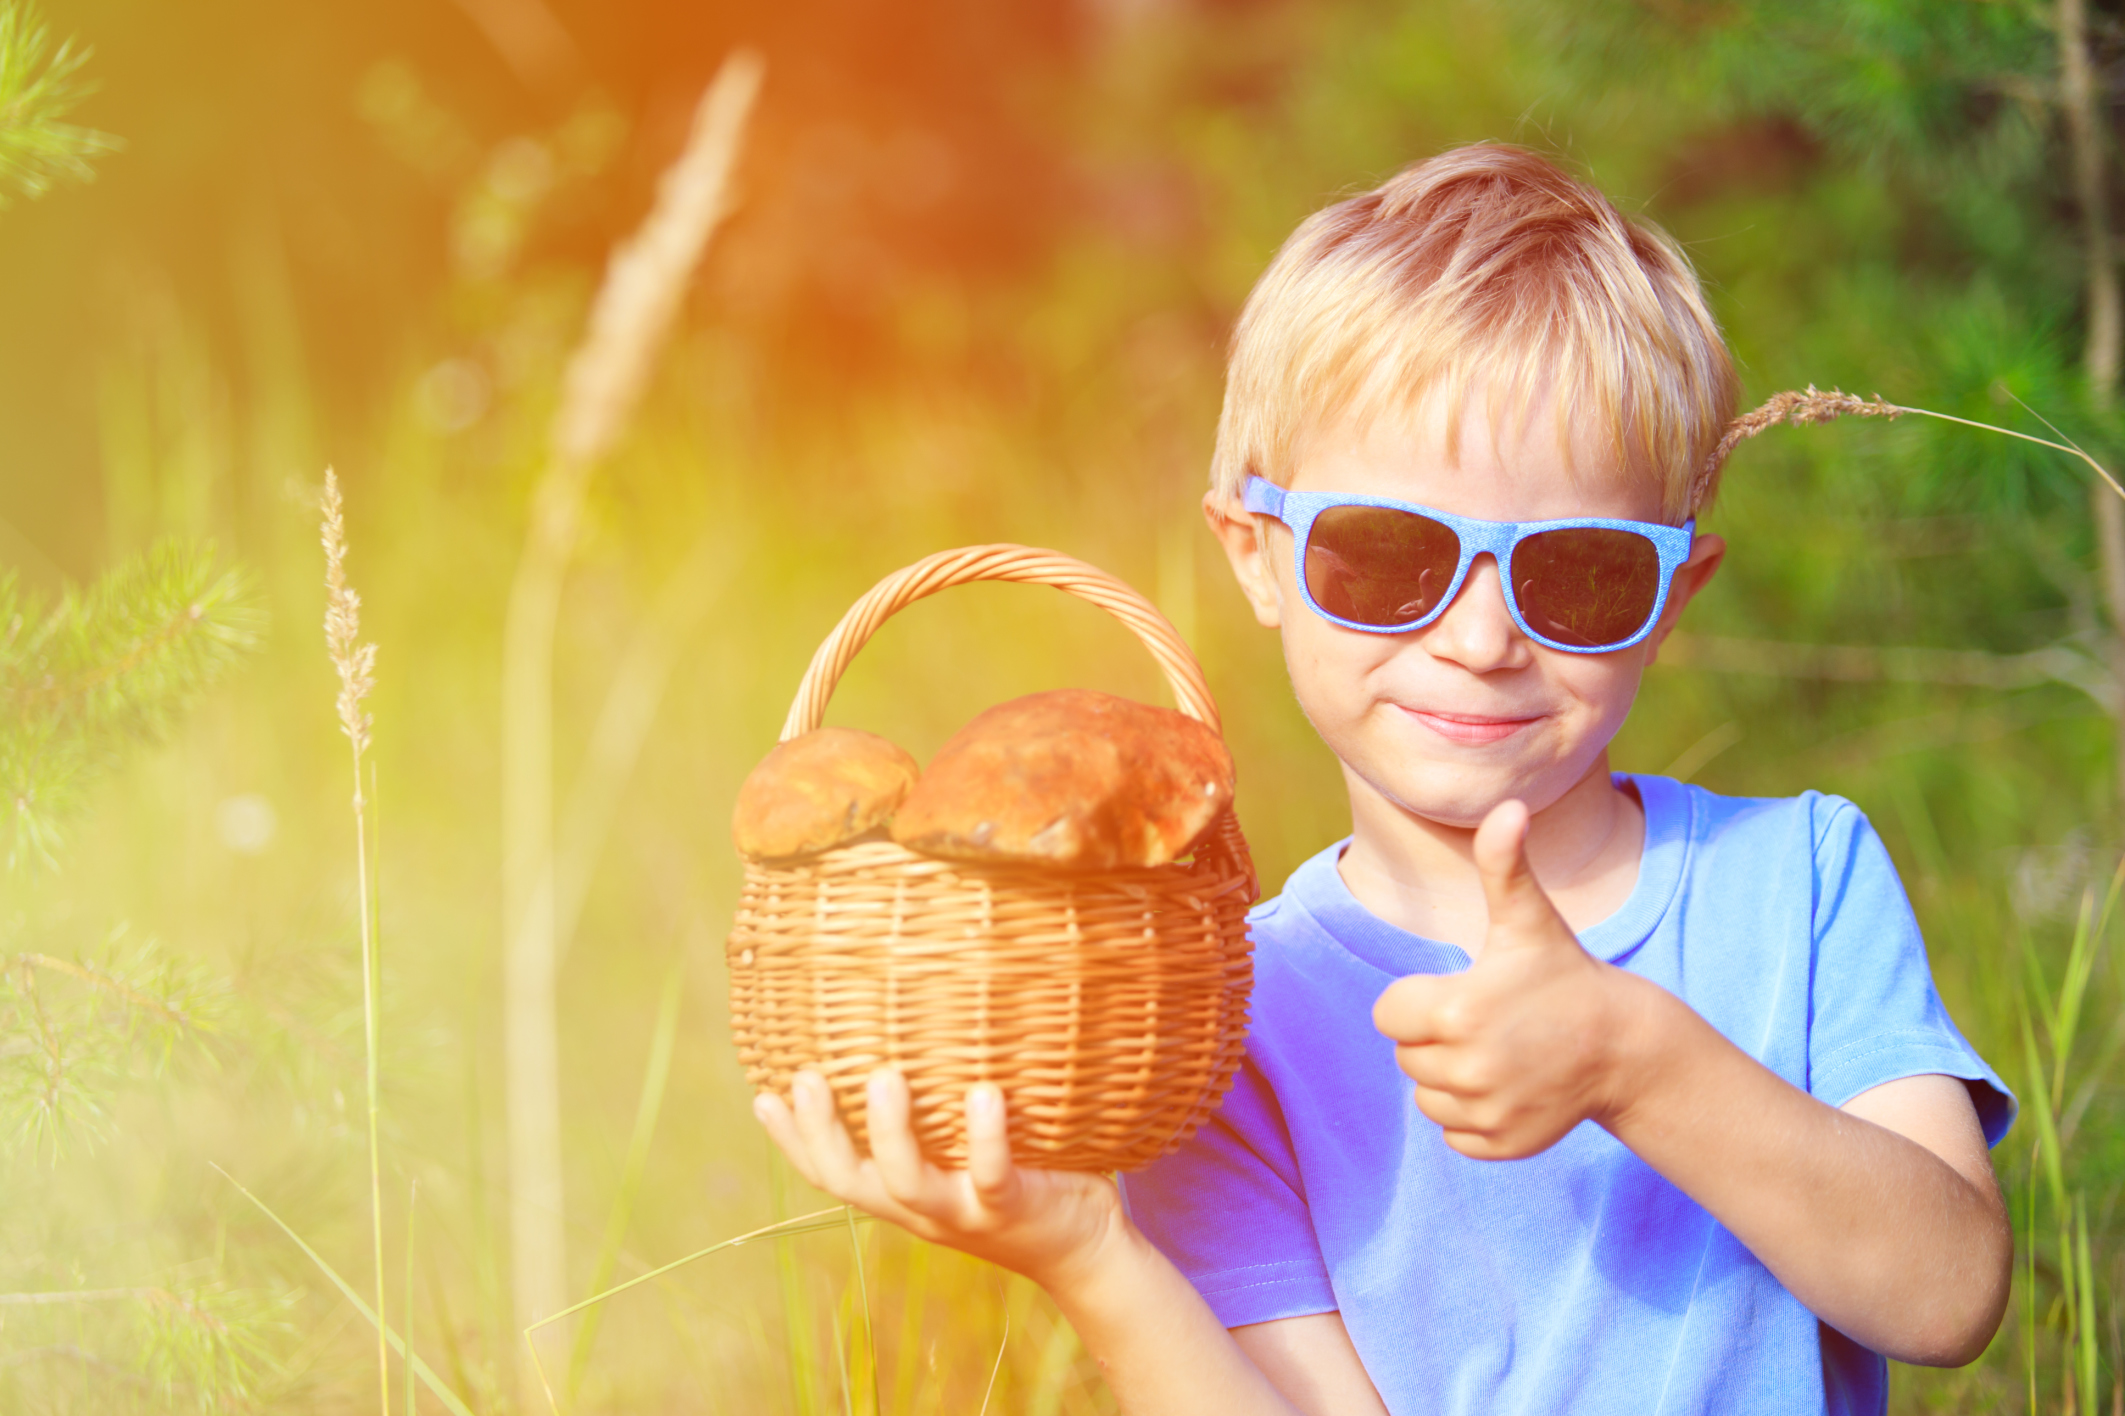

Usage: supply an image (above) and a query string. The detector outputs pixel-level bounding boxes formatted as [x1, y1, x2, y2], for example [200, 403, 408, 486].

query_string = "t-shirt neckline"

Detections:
[1285, 773, 1692, 977]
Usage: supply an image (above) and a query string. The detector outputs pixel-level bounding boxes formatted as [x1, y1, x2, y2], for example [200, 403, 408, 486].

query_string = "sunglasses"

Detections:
[1243, 475, 1696, 654]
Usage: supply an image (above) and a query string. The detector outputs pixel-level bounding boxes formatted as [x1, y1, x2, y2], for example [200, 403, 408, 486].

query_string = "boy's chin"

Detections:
[1353, 756, 1595, 831]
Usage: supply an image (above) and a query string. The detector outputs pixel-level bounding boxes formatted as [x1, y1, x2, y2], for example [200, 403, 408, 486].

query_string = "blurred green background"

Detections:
[4, 0, 2122, 1410]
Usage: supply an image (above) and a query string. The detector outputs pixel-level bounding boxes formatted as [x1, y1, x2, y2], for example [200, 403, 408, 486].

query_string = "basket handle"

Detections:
[781, 544, 1224, 741]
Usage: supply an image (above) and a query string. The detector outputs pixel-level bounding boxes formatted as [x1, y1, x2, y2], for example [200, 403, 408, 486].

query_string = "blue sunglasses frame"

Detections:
[1242, 475, 1696, 654]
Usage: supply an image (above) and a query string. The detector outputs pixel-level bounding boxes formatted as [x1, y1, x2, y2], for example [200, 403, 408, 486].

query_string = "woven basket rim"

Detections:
[779, 543, 1229, 744]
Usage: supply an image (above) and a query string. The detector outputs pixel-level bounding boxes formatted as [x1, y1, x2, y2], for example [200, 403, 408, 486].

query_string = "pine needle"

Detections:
[0, 541, 257, 872]
[0, 1, 121, 206]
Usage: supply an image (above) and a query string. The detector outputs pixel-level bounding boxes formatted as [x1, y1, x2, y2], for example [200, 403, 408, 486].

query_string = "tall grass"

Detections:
[320, 468, 387, 1413]
[2017, 862, 2125, 1414]
[499, 56, 760, 1389]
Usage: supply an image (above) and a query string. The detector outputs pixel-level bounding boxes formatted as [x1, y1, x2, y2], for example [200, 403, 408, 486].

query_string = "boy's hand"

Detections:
[754, 1068, 1126, 1290]
[1371, 800, 1653, 1160]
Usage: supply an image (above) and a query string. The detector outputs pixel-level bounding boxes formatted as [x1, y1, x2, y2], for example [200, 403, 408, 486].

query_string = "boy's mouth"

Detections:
[1398, 707, 1543, 744]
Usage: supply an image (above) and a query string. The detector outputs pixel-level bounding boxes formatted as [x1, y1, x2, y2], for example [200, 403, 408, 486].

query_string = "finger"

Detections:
[1372, 974, 1453, 1043]
[1440, 1117, 1564, 1163]
[1411, 1082, 1477, 1134]
[790, 1069, 867, 1192]
[865, 1068, 936, 1205]
[752, 1090, 826, 1191]
[1392, 1041, 1464, 1090]
[1413, 1084, 1510, 1140]
[1440, 1127, 1520, 1162]
[765, 1080, 952, 1238]
[1473, 799, 1572, 948]
[963, 1083, 1022, 1210]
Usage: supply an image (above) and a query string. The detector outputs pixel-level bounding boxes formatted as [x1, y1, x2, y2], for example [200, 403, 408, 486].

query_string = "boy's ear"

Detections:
[1642, 531, 1725, 664]
[1203, 489, 1283, 629]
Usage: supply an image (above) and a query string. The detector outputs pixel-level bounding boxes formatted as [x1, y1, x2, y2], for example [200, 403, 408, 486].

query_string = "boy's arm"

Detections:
[1232, 1313, 1392, 1414]
[1372, 802, 2012, 1367]
[755, 1068, 1389, 1416]
[1613, 1060, 2003, 1363]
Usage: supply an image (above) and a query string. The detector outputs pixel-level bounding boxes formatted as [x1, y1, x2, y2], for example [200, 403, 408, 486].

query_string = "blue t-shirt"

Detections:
[1121, 775, 2014, 1416]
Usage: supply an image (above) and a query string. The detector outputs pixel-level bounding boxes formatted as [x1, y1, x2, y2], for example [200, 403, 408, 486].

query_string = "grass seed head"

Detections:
[1695, 386, 1905, 510]
[319, 468, 376, 755]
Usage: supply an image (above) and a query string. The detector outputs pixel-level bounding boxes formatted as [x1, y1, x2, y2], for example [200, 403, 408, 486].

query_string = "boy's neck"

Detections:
[1336, 754, 1645, 955]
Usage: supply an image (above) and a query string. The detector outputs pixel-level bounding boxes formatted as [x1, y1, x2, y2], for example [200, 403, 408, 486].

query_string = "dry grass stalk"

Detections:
[322, 471, 377, 762]
[551, 48, 764, 471]
[520, 1203, 850, 1416]
[1695, 386, 1903, 508]
[499, 51, 761, 1389]
[320, 467, 388, 1416]
[1697, 384, 2125, 513]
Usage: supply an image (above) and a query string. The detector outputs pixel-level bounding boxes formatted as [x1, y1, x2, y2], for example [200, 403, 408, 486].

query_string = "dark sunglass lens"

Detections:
[1511, 528, 1662, 649]
[1306, 506, 1462, 628]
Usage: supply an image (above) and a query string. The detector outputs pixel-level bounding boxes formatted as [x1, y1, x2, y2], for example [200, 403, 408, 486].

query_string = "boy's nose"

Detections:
[1416, 554, 1532, 673]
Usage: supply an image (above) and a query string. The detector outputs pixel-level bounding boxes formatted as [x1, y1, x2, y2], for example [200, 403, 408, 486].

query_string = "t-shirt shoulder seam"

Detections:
[1815, 1030, 1985, 1072]
[1809, 792, 1861, 853]
[1197, 1275, 1334, 1296]
[1188, 1260, 1326, 1278]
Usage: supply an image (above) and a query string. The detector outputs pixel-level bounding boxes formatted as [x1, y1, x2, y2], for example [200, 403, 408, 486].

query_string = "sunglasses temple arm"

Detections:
[1241, 476, 1287, 518]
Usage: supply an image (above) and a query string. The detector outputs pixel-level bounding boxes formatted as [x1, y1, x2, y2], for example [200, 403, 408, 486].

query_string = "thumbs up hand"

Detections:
[1371, 799, 1654, 1161]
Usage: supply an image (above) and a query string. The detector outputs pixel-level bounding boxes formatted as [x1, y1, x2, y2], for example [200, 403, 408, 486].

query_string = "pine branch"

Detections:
[0, 1, 120, 207]
[0, 540, 259, 875]
[0, 934, 231, 1158]
[0, 1277, 288, 1411]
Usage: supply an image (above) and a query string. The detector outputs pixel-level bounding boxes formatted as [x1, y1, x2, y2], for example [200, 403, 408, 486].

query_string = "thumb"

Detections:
[1473, 800, 1569, 949]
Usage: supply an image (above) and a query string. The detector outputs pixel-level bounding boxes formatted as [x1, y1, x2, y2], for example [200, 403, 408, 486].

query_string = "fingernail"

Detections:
[752, 1094, 773, 1123]
[968, 1084, 1001, 1123]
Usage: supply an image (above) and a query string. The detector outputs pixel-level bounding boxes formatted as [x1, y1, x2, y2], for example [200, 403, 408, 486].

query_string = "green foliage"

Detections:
[0, 541, 259, 874]
[0, 0, 118, 206]
[1547, 0, 2054, 155]
[0, 932, 231, 1158]
[0, 1278, 291, 1415]
[2016, 865, 2125, 1415]
[1530, 0, 2094, 458]
[0, 921, 368, 1410]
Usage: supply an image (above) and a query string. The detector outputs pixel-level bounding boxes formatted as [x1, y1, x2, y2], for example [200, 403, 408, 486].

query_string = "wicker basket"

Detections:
[725, 545, 1257, 1172]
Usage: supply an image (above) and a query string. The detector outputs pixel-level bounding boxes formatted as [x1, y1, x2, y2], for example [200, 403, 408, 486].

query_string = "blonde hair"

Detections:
[1211, 144, 1739, 523]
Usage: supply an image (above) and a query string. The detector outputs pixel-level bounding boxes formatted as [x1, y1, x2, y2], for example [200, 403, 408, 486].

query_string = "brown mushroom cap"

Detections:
[732, 727, 921, 860]
[889, 688, 1234, 870]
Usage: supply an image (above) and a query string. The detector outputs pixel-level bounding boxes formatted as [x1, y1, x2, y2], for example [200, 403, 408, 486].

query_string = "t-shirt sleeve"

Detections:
[1807, 800, 2017, 1145]
[1120, 1052, 1339, 1327]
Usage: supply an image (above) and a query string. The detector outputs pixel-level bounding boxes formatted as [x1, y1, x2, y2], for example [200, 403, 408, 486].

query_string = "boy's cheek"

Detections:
[1279, 635, 1381, 749]
[1276, 623, 1649, 820]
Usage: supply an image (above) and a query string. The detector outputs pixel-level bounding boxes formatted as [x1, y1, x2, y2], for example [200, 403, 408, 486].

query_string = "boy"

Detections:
[754, 144, 2015, 1415]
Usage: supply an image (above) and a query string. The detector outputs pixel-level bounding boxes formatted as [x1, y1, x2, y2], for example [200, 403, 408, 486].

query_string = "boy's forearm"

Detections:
[1599, 977, 2011, 1365]
[1039, 1217, 1314, 1416]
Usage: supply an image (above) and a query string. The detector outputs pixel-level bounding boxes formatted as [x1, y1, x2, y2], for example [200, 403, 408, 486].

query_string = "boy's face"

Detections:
[1208, 385, 1725, 830]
